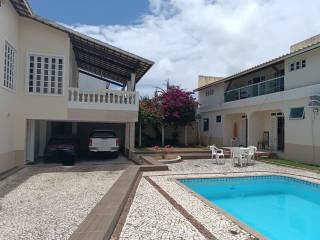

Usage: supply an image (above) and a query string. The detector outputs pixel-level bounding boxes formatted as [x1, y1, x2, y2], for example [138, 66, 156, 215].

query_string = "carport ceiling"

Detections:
[70, 34, 154, 86]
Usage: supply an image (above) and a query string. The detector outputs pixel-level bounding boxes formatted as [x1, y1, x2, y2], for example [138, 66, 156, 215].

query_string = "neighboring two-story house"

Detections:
[196, 35, 320, 164]
[0, 0, 153, 174]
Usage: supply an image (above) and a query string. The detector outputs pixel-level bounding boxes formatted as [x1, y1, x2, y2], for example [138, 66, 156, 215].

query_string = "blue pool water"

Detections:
[180, 176, 320, 240]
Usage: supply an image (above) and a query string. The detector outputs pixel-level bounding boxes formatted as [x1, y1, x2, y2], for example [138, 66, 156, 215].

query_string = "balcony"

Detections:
[224, 76, 284, 102]
[68, 88, 139, 111]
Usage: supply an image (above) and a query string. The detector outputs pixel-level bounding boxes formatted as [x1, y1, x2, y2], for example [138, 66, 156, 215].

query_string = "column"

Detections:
[127, 73, 136, 91]
[26, 119, 36, 162]
[38, 121, 47, 157]
[125, 122, 136, 159]
[246, 112, 253, 146]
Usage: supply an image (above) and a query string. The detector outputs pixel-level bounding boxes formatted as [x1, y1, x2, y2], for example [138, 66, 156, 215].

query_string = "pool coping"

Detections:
[152, 171, 320, 240]
[174, 175, 270, 240]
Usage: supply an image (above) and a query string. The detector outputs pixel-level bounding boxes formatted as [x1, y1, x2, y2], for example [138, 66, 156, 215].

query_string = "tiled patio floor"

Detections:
[0, 161, 131, 240]
[119, 159, 320, 240]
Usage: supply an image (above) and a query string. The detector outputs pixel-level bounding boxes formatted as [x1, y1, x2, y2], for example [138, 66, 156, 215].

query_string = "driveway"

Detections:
[0, 158, 132, 240]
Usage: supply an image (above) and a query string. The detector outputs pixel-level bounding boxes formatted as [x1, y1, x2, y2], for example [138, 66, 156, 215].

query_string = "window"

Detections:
[290, 60, 306, 72]
[290, 63, 295, 71]
[205, 88, 214, 96]
[203, 118, 209, 131]
[289, 107, 305, 119]
[3, 41, 16, 90]
[27, 54, 63, 95]
[216, 115, 222, 123]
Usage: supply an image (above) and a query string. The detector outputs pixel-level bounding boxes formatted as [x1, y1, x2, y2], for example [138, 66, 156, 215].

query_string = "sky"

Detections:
[29, 0, 320, 96]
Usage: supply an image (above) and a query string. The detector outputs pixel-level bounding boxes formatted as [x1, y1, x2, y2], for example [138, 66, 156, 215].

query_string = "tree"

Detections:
[138, 84, 198, 146]
[156, 86, 198, 146]
[138, 97, 164, 146]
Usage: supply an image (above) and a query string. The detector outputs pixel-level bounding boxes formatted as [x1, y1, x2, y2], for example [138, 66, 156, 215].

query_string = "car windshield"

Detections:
[90, 131, 116, 138]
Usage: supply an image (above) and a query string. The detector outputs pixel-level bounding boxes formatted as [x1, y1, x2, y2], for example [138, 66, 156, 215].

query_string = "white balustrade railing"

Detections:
[68, 88, 139, 110]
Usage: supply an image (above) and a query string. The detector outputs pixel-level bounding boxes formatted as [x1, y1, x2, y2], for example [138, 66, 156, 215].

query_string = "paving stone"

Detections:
[121, 159, 320, 240]
[0, 165, 126, 240]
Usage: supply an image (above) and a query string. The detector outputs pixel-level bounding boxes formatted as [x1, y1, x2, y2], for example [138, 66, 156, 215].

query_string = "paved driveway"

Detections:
[0, 158, 132, 240]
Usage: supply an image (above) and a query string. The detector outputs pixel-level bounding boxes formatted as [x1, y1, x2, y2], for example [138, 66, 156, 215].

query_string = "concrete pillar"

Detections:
[127, 73, 136, 91]
[247, 112, 253, 146]
[26, 119, 35, 162]
[38, 121, 47, 157]
[129, 122, 135, 150]
[125, 122, 136, 159]
[125, 123, 130, 152]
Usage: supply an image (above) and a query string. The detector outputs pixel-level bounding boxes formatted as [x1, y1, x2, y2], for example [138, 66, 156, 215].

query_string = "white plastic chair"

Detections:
[209, 145, 225, 164]
[232, 147, 247, 167]
[247, 146, 257, 165]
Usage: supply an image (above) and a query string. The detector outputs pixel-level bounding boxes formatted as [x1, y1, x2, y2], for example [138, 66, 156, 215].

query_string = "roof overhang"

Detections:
[9, 0, 33, 16]
[69, 32, 154, 86]
[20, 14, 154, 87]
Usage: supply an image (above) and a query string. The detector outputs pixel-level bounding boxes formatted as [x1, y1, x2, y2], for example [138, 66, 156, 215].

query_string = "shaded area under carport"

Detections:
[30, 120, 126, 164]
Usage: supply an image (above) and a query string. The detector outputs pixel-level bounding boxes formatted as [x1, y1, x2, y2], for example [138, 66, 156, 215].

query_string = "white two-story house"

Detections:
[0, 0, 153, 174]
[196, 35, 320, 164]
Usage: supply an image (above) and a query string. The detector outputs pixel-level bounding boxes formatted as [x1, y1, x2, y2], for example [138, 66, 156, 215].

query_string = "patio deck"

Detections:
[116, 158, 320, 240]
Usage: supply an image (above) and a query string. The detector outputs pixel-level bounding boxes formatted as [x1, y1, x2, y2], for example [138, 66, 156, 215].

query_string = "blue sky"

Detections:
[27, 0, 320, 95]
[28, 0, 150, 25]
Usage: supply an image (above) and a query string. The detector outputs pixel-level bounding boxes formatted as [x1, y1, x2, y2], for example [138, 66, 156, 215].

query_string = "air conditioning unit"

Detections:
[309, 96, 320, 107]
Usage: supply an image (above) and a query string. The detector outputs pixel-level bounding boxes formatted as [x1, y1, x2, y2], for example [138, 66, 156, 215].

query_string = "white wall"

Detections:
[0, 1, 19, 155]
[14, 17, 72, 150]
[285, 47, 320, 90]
[198, 82, 224, 110]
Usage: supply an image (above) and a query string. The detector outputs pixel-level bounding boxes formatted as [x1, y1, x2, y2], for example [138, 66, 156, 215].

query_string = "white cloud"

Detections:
[69, 0, 320, 96]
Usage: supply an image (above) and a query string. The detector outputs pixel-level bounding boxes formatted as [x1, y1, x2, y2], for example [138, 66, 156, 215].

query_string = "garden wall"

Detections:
[138, 122, 199, 147]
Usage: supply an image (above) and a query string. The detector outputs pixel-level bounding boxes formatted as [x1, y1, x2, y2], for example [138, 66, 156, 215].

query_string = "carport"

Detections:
[26, 120, 128, 163]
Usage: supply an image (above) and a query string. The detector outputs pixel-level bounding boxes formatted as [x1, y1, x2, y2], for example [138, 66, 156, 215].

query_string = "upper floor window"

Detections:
[216, 115, 222, 123]
[290, 63, 295, 71]
[205, 88, 214, 96]
[203, 118, 209, 131]
[3, 41, 16, 90]
[27, 54, 64, 95]
[289, 59, 306, 72]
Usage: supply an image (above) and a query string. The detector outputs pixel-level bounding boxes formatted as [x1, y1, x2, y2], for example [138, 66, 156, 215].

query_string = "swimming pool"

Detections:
[180, 175, 320, 240]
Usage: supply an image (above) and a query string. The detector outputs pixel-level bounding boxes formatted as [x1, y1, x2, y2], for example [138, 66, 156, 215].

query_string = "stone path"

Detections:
[0, 164, 128, 240]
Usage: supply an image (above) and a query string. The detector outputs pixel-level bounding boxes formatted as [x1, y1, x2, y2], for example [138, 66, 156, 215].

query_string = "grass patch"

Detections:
[260, 158, 320, 172]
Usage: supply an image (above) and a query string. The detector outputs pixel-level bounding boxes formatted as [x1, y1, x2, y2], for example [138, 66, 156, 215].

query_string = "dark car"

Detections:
[44, 136, 78, 165]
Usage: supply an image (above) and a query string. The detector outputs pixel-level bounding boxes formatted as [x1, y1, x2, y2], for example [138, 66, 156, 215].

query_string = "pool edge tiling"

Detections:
[119, 160, 320, 240]
[175, 177, 268, 240]
[178, 174, 320, 240]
